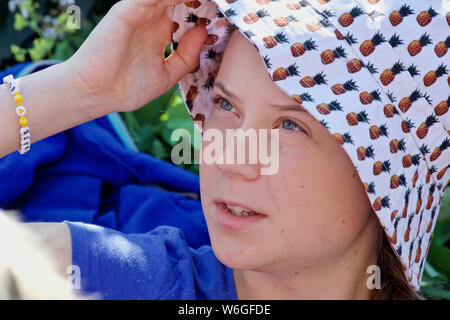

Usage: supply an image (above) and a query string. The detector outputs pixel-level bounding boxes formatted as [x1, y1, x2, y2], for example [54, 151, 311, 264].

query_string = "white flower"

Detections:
[8, 0, 23, 13]
[20, 7, 29, 19]
[43, 27, 57, 39]
[59, 0, 76, 7]
[8, 0, 17, 13]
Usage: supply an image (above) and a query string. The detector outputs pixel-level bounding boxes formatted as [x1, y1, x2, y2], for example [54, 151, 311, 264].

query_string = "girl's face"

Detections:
[199, 30, 378, 274]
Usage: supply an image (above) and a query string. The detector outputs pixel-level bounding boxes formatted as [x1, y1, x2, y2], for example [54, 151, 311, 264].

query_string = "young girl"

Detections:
[0, 0, 448, 299]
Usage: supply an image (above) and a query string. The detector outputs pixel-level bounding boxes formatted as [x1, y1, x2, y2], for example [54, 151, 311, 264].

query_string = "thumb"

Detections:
[164, 25, 208, 88]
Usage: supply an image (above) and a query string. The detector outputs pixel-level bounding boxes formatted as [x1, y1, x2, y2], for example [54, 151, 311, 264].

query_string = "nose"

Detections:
[216, 157, 261, 181]
[212, 128, 262, 181]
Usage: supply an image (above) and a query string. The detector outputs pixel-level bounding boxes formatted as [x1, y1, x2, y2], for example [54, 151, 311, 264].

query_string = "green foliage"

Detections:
[50, 15, 100, 61]
[9, 0, 95, 63]
[14, 12, 29, 30]
[420, 188, 450, 299]
[119, 83, 199, 175]
[28, 37, 55, 61]
[10, 44, 27, 62]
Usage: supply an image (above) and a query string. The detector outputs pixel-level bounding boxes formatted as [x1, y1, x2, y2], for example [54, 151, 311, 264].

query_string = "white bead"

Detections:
[3, 74, 14, 87]
[20, 126, 30, 135]
[16, 106, 26, 116]
[2, 75, 19, 95]
[18, 126, 31, 155]
[21, 134, 31, 145]
[12, 86, 20, 95]
[19, 144, 30, 155]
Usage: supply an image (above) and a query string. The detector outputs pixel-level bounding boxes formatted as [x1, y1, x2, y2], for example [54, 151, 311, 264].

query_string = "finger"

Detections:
[130, 0, 187, 7]
[115, 0, 185, 25]
[163, 25, 208, 89]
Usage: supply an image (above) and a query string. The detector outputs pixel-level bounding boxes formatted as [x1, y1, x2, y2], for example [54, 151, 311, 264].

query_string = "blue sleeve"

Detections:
[64, 221, 237, 300]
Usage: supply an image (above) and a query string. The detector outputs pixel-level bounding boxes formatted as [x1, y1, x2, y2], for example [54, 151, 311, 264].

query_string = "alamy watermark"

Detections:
[66, 5, 81, 30]
[171, 122, 280, 175]
[66, 264, 81, 290]
[367, 265, 381, 289]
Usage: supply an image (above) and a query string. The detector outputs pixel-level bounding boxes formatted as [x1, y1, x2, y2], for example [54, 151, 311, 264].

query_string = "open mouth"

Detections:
[221, 202, 262, 217]
[214, 201, 267, 231]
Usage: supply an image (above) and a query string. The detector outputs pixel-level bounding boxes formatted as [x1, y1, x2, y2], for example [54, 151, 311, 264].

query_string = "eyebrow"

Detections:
[269, 103, 308, 113]
[213, 81, 308, 113]
[213, 81, 242, 103]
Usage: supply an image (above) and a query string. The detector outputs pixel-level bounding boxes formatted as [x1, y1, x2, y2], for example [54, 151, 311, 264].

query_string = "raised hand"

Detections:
[67, 0, 208, 113]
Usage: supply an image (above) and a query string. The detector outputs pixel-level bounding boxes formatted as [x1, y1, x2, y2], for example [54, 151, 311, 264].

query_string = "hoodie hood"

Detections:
[171, 0, 450, 290]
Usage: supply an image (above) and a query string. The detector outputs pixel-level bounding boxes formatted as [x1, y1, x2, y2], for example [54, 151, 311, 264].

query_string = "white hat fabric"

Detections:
[171, 0, 450, 290]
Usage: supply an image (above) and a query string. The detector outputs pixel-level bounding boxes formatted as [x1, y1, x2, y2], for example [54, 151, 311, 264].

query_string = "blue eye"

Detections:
[213, 96, 304, 133]
[214, 96, 234, 112]
[281, 119, 302, 132]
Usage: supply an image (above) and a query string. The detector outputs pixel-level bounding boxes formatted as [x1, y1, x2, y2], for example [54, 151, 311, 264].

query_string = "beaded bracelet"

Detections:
[2, 74, 31, 155]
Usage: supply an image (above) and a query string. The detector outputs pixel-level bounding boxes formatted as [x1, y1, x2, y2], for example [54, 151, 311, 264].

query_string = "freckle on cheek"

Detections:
[354, 250, 358, 255]
[294, 272, 299, 275]
[281, 229, 284, 233]
[342, 219, 345, 224]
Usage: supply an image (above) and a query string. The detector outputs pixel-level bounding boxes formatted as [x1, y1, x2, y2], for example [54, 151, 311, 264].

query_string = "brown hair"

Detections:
[370, 221, 425, 300]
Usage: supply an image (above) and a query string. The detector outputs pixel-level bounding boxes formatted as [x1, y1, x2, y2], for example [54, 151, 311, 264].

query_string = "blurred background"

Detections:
[0, 0, 448, 299]
[1, 0, 200, 174]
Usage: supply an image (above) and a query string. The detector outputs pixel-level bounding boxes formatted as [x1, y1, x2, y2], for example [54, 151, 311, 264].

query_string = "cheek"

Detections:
[274, 142, 373, 254]
[199, 162, 215, 210]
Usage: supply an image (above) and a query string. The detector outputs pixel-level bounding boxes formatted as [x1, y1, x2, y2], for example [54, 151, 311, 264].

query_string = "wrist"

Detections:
[60, 59, 112, 119]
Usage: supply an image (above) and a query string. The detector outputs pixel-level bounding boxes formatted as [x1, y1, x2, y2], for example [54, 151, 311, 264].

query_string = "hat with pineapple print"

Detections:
[170, 0, 450, 290]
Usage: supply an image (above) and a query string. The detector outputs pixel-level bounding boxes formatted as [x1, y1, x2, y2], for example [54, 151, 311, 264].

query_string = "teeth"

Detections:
[225, 204, 258, 217]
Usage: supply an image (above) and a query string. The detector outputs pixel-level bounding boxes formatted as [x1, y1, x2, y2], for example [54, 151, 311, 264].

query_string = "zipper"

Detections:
[107, 112, 139, 151]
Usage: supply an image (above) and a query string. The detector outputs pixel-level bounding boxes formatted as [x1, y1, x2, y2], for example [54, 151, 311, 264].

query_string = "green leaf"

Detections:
[421, 285, 450, 300]
[427, 240, 450, 279]
[36, 37, 55, 52]
[134, 124, 154, 152]
[58, 12, 70, 26]
[10, 44, 26, 55]
[159, 112, 169, 122]
[151, 139, 169, 159]
[28, 48, 43, 61]
[425, 188, 450, 280]
[440, 188, 450, 221]
[119, 86, 199, 174]
[132, 85, 179, 126]
[21, 0, 35, 13]
[121, 112, 141, 133]
[12, 51, 26, 62]
[167, 99, 191, 120]
[51, 40, 75, 60]
[14, 13, 29, 30]
[423, 261, 448, 282]
[29, 19, 40, 33]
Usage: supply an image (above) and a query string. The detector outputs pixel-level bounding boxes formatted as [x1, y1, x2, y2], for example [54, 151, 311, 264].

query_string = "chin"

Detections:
[209, 235, 266, 271]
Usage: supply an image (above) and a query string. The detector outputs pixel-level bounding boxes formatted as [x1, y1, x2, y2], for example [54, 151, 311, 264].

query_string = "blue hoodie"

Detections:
[65, 221, 237, 300]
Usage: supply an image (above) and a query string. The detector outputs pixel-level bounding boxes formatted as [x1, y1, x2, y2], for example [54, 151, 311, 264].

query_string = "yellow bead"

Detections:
[14, 94, 23, 105]
[19, 116, 28, 128]
[15, 91, 19, 96]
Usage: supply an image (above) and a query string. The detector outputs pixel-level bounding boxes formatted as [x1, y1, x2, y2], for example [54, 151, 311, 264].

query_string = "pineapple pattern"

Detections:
[171, 0, 450, 290]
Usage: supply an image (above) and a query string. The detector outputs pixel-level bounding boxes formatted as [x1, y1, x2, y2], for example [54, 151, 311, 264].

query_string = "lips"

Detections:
[214, 201, 267, 231]
[213, 198, 267, 216]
